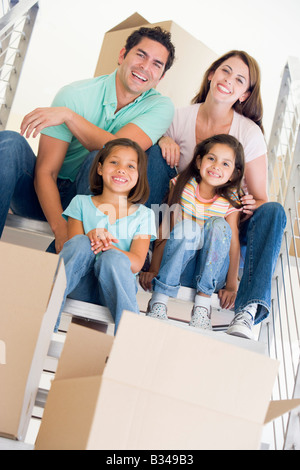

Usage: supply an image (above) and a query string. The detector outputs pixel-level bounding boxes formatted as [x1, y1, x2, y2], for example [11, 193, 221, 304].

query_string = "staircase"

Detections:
[260, 56, 300, 450]
[0, 0, 38, 130]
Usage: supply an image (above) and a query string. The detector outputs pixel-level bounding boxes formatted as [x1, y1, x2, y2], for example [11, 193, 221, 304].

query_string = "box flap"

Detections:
[55, 322, 113, 381]
[107, 12, 149, 32]
[264, 399, 300, 424]
[104, 312, 279, 426]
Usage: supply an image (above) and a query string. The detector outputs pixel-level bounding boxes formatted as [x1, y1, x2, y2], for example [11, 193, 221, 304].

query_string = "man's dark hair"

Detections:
[124, 26, 175, 74]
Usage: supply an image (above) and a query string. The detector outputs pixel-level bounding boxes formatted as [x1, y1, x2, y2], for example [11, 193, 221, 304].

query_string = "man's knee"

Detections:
[0, 131, 32, 164]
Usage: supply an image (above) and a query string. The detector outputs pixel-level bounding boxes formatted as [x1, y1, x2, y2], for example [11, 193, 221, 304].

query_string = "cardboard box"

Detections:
[35, 311, 300, 450]
[0, 242, 66, 441]
[94, 12, 217, 108]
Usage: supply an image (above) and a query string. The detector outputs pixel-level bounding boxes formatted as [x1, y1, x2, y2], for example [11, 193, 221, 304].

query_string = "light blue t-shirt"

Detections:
[62, 195, 157, 253]
[41, 70, 174, 182]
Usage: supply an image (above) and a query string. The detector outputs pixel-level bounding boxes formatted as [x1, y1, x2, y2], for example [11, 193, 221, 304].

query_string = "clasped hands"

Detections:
[87, 228, 118, 255]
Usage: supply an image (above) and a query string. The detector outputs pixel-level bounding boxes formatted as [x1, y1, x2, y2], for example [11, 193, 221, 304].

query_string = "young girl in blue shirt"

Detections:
[55, 138, 156, 334]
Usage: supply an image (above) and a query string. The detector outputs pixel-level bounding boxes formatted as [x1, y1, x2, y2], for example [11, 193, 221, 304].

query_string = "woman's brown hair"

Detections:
[192, 50, 264, 134]
[89, 138, 149, 204]
[168, 134, 245, 209]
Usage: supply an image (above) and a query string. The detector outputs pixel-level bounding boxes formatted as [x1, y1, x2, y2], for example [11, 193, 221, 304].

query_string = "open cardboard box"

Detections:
[0, 242, 66, 441]
[35, 311, 300, 450]
[94, 12, 217, 108]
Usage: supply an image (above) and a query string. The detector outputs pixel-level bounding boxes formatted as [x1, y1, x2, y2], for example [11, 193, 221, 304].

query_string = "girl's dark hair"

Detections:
[192, 50, 264, 134]
[124, 26, 175, 75]
[89, 138, 149, 204]
[168, 134, 245, 209]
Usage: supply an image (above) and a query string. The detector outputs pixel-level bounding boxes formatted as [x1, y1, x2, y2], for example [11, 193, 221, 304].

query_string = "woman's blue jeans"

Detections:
[0, 130, 97, 248]
[152, 218, 232, 298]
[236, 202, 286, 324]
[56, 235, 139, 334]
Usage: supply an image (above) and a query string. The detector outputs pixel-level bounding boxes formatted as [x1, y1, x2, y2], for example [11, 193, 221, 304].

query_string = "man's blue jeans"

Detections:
[146, 144, 177, 208]
[152, 218, 232, 298]
[0, 130, 97, 248]
[56, 235, 140, 334]
[236, 202, 286, 324]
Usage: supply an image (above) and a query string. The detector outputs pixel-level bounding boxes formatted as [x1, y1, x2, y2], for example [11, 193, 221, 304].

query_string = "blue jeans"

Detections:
[0, 130, 97, 249]
[152, 218, 232, 297]
[235, 202, 286, 324]
[145, 144, 177, 208]
[56, 235, 139, 334]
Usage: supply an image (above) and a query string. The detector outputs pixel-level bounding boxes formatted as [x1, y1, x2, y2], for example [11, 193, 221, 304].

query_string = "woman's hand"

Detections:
[20, 107, 72, 139]
[139, 271, 157, 292]
[87, 228, 119, 255]
[240, 194, 257, 220]
[158, 136, 180, 169]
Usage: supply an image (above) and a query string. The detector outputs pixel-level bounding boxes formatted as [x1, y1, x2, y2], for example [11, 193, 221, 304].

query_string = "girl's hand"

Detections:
[139, 271, 157, 292]
[87, 228, 119, 255]
[218, 287, 237, 310]
[240, 194, 257, 219]
[158, 136, 180, 169]
[20, 107, 71, 139]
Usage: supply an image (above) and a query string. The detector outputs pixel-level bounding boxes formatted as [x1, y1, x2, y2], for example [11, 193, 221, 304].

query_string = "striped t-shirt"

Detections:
[171, 176, 241, 227]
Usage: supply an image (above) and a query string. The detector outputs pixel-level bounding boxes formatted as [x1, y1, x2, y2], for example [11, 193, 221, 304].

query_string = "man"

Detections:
[0, 26, 175, 253]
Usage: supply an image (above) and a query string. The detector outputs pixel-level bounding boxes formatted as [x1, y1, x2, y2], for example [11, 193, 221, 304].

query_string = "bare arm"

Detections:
[20, 107, 152, 151]
[34, 134, 69, 253]
[218, 211, 241, 309]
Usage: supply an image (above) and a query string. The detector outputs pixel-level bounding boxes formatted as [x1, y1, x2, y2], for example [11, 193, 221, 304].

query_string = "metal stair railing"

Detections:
[259, 56, 300, 450]
[0, 0, 39, 131]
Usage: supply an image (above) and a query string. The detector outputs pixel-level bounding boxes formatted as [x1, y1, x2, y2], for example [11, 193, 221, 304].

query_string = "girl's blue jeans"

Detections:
[56, 235, 139, 334]
[153, 218, 232, 298]
[0, 130, 97, 249]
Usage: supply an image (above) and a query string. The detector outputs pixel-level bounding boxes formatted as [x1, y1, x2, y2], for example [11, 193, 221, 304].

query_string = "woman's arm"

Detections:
[218, 211, 241, 309]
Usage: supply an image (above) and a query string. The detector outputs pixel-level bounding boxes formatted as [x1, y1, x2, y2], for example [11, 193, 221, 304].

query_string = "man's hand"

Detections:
[20, 107, 71, 139]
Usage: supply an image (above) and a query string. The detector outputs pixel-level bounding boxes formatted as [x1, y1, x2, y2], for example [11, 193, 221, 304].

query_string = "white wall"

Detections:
[6, 0, 300, 150]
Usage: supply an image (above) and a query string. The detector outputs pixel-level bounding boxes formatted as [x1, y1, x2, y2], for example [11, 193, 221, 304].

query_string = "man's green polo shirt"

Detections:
[41, 70, 174, 182]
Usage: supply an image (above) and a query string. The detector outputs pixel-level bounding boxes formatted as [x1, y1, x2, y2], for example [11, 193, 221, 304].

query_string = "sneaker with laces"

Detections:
[189, 306, 212, 330]
[226, 312, 254, 340]
[146, 301, 168, 321]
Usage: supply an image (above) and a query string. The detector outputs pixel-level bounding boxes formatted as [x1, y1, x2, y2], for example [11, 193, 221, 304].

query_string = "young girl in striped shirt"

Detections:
[139, 134, 245, 330]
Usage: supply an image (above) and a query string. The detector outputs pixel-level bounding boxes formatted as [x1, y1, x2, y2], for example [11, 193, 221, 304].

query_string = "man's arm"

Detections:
[34, 134, 70, 253]
[21, 107, 153, 151]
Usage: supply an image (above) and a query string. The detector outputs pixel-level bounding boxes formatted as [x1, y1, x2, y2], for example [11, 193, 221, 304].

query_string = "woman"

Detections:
[144, 50, 286, 340]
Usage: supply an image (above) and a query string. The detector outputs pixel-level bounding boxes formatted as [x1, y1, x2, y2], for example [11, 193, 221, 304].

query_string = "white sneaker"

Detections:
[189, 306, 212, 331]
[146, 301, 168, 321]
[226, 312, 254, 340]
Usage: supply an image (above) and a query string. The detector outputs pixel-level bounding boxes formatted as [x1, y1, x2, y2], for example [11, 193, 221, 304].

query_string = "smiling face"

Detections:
[116, 37, 169, 98]
[98, 146, 139, 198]
[208, 56, 251, 106]
[197, 143, 236, 190]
